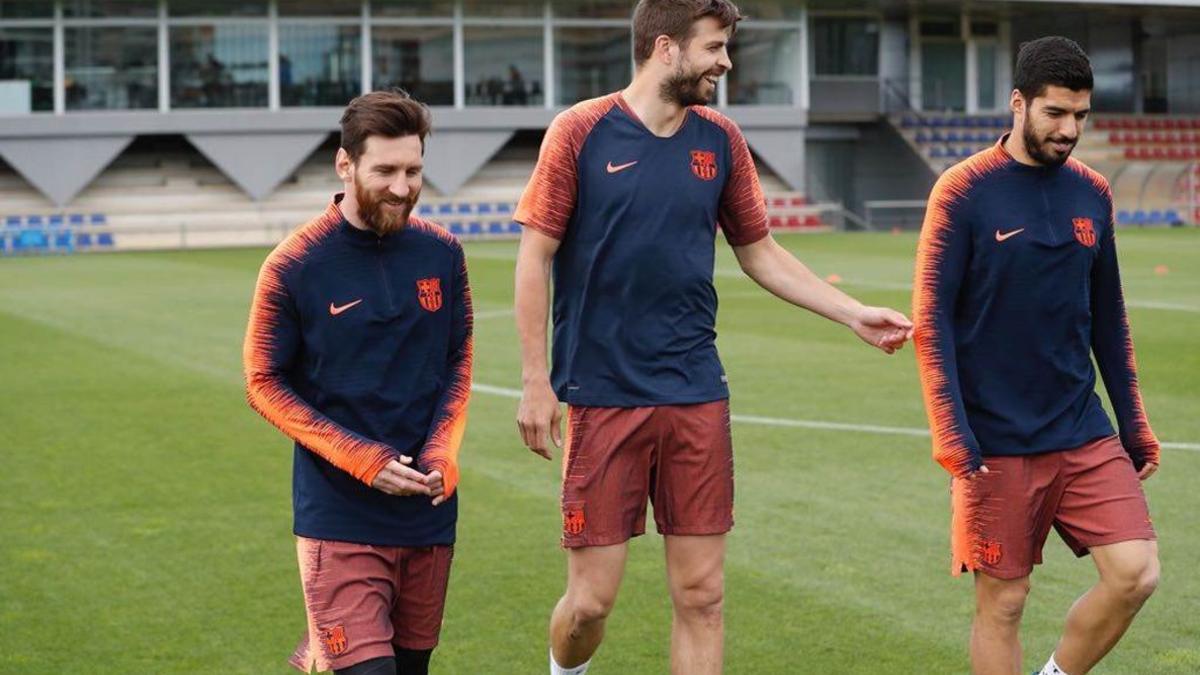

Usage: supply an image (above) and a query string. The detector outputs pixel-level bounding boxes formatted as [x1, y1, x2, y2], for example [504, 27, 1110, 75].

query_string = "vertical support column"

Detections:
[453, 1, 465, 109]
[998, 19, 1013, 110]
[361, 0, 372, 95]
[268, 0, 281, 110]
[543, 0, 554, 109]
[963, 14, 978, 114]
[798, 4, 809, 110]
[53, 0, 65, 115]
[908, 16, 921, 111]
[158, 0, 170, 112]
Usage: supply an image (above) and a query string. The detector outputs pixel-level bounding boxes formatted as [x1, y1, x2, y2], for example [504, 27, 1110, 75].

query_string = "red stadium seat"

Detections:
[785, 215, 801, 227]
[1123, 147, 1137, 159]
[789, 196, 807, 206]
[803, 215, 822, 227]
[768, 215, 782, 228]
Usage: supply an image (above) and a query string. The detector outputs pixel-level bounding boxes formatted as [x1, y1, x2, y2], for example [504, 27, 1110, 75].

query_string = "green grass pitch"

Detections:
[1, 229, 1197, 673]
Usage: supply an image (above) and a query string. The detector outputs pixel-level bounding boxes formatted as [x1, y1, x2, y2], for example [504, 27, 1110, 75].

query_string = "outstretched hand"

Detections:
[851, 306, 914, 354]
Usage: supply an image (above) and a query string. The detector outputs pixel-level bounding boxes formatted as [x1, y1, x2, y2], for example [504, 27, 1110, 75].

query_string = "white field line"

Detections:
[468, 383, 1200, 452]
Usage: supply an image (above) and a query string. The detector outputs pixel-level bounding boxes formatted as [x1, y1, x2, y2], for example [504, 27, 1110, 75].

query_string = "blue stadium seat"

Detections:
[75, 232, 92, 247]
[417, 204, 434, 216]
[48, 214, 64, 227]
[89, 213, 106, 225]
[488, 222, 505, 234]
[947, 131, 960, 142]
[1117, 210, 1132, 225]
[1164, 209, 1180, 223]
[53, 232, 73, 250]
[437, 203, 453, 215]
[97, 232, 114, 247]
[508, 222, 521, 233]
[69, 213, 85, 225]
[915, 131, 928, 143]
[478, 203, 493, 214]
[468, 222, 483, 234]
[448, 223, 463, 235]
[1148, 210, 1163, 224]
[496, 202, 512, 213]
[1132, 210, 1148, 225]
[4, 216, 19, 227]
[930, 117, 945, 128]
[900, 116, 917, 128]
[15, 229, 49, 252]
[930, 147, 945, 158]
[931, 130, 944, 142]
[456, 203, 472, 214]
[27, 215, 43, 226]
[0, 236, 6, 253]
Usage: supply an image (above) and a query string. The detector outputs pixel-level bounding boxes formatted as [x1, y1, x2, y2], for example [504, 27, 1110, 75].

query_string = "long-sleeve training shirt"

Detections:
[913, 138, 1158, 478]
[244, 194, 472, 546]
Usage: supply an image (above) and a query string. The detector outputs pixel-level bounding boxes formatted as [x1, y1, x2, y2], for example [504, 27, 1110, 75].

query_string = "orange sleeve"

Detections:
[418, 243, 474, 499]
[514, 96, 613, 240]
[243, 245, 397, 486]
[912, 169, 982, 478]
[693, 107, 769, 246]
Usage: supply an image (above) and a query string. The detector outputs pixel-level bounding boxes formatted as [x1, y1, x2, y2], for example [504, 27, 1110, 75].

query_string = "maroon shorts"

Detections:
[289, 537, 453, 672]
[950, 434, 1155, 580]
[560, 399, 734, 548]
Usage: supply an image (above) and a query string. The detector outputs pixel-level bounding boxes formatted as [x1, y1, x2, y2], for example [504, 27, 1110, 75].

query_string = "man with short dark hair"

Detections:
[244, 90, 472, 675]
[514, 1, 913, 673]
[913, 36, 1159, 675]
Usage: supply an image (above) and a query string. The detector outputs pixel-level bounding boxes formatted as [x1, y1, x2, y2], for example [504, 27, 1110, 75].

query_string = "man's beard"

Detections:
[659, 61, 717, 107]
[355, 177, 417, 236]
[1022, 115, 1077, 167]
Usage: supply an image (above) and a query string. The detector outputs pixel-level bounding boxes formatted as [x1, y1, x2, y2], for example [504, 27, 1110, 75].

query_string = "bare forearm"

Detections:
[740, 239, 863, 326]
[514, 250, 553, 385]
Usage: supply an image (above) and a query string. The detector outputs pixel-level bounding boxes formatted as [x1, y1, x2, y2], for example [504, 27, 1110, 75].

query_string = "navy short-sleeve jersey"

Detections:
[515, 93, 769, 407]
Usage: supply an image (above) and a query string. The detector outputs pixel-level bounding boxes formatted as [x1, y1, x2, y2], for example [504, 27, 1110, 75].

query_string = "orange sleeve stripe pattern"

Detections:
[1067, 160, 1159, 464]
[410, 218, 474, 498]
[691, 106, 770, 246]
[913, 146, 1007, 477]
[513, 93, 617, 240]
[243, 202, 396, 486]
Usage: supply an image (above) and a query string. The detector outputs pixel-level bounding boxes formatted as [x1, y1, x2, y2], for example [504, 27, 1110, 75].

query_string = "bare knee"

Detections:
[672, 574, 725, 624]
[976, 576, 1030, 626]
[567, 590, 616, 627]
[1105, 554, 1160, 606]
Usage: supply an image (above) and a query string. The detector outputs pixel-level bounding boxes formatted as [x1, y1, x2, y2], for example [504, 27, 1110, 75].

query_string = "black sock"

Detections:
[335, 655, 397, 675]
[394, 648, 433, 675]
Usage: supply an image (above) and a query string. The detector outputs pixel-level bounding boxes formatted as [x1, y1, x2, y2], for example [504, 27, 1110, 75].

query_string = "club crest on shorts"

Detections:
[980, 540, 1003, 566]
[1073, 217, 1096, 247]
[690, 150, 718, 181]
[321, 625, 348, 656]
[416, 277, 443, 312]
[563, 505, 586, 535]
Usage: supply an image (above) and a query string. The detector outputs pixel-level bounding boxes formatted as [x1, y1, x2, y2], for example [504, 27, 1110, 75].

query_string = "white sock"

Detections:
[549, 648, 590, 675]
[1039, 654, 1069, 675]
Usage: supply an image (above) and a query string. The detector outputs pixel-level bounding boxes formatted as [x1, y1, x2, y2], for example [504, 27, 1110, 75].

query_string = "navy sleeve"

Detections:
[1090, 211, 1160, 469]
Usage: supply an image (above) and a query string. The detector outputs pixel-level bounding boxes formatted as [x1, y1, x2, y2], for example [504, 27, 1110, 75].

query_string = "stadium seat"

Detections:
[468, 222, 483, 234]
[4, 216, 19, 228]
[53, 232, 72, 250]
[930, 147, 945, 158]
[417, 204, 434, 216]
[89, 214, 106, 225]
[97, 232, 114, 247]
[507, 222, 521, 233]
[456, 204, 472, 214]
[75, 232, 92, 247]
[478, 203, 493, 214]
[1164, 210, 1181, 223]
[15, 229, 48, 252]
[496, 203, 512, 213]
[448, 223, 463, 235]
[1117, 210, 1132, 225]
[69, 214, 85, 226]
[0, 236, 6, 253]
[488, 222, 504, 234]
[915, 132, 929, 143]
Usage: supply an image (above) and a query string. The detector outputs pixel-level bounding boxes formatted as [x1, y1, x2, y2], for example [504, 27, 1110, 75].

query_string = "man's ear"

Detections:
[335, 147, 352, 182]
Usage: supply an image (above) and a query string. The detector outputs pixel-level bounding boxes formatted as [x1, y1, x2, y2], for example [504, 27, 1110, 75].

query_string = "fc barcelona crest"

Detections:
[416, 277, 443, 312]
[690, 149, 718, 181]
[320, 625, 348, 656]
[1073, 217, 1096, 247]
[980, 540, 1003, 566]
[563, 505, 585, 535]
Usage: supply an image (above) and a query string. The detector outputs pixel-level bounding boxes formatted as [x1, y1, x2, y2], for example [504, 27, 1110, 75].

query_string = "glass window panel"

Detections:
[464, 26, 544, 106]
[464, 0, 541, 18]
[921, 41, 966, 111]
[735, 1, 802, 21]
[277, 0, 359, 17]
[65, 27, 158, 110]
[279, 24, 362, 107]
[728, 28, 797, 105]
[371, 0, 454, 18]
[977, 43, 997, 110]
[372, 25, 454, 106]
[170, 25, 268, 109]
[556, 27, 630, 105]
[812, 18, 878, 76]
[0, 28, 53, 112]
[62, 1, 158, 18]
[169, 0, 268, 17]
[0, 1, 53, 19]
[551, 0, 632, 20]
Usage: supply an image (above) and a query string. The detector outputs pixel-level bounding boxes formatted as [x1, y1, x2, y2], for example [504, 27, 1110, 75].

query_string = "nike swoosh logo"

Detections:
[995, 228, 1025, 242]
[606, 160, 638, 174]
[329, 299, 363, 316]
